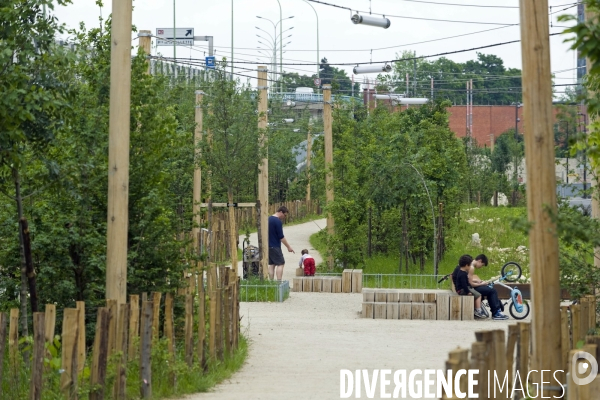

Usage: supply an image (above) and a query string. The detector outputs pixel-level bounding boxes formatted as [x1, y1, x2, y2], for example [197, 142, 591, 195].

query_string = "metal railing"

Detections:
[239, 280, 290, 302]
[315, 272, 452, 290]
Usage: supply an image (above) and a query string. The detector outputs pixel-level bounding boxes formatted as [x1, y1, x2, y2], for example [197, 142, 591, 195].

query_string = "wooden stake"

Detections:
[75, 301, 86, 375]
[44, 304, 56, 346]
[140, 301, 153, 399]
[128, 294, 140, 359]
[90, 308, 109, 400]
[0, 313, 6, 386]
[138, 30, 151, 74]
[114, 303, 130, 399]
[151, 292, 162, 339]
[193, 90, 204, 257]
[107, 299, 118, 357]
[198, 277, 206, 369]
[517, 322, 531, 385]
[519, 0, 563, 393]
[185, 294, 194, 366]
[506, 324, 519, 390]
[164, 293, 175, 355]
[323, 84, 334, 269]
[30, 312, 45, 400]
[224, 285, 231, 356]
[209, 291, 217, 361]
[257, 66, 269, 278]
[60, 308, 79, 399]
[106, 0, 133, 305]
[9, 308, 19, 378]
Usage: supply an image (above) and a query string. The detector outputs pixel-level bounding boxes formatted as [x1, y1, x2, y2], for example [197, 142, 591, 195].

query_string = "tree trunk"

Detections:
[20, 218, 38, 313]
[13, 167, 29, 338]
[256, 199, 263, 279]
[493, 191, 498, 207]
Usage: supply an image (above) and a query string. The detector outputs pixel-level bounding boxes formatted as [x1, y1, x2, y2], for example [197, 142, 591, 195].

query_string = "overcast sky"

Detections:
[54, 0, 580, 92]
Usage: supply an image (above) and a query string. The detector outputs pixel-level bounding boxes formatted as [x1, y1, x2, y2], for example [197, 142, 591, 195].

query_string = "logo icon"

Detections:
[158, 29, 164, 35]
[571, 351, 598, 386]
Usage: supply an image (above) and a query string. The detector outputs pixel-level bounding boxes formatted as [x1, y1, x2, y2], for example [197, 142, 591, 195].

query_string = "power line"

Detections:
[396, 0, 518, 8]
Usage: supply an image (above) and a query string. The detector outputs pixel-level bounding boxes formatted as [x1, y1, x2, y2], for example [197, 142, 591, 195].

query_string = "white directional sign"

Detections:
[155, 28, 195, 46]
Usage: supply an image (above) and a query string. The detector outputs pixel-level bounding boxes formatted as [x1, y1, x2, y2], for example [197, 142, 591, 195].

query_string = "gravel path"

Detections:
[182, 218, 520, 400]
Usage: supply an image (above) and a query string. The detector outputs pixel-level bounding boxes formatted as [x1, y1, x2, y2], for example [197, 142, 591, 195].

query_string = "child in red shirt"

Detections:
[299, 249, 315, 276]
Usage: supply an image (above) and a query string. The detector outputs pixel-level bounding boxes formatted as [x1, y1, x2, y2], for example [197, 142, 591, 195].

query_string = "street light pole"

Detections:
[302, 0, 320, 80]
[231, 0, 233, 78]
[277, 0, 282, 92]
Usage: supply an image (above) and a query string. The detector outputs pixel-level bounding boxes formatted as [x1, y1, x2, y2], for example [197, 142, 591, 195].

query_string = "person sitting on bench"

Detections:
[452, 255, 486, 319]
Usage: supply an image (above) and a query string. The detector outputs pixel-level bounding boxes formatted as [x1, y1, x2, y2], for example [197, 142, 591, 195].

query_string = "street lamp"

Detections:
[353, 64, 392, 74]
[257, 14, 294, 92]
[302, 0, 320, 80]
[351, 13, 391, 29]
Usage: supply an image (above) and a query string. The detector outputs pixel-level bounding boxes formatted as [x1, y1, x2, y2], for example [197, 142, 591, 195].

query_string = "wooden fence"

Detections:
[440, 295, 599, 399]
[0, 264, 239, 399]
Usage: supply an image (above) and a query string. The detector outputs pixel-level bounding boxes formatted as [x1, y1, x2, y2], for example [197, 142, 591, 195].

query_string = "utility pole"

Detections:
[193, 91, 204, 255]
[173, 0, 177, 79]
[323, 85, 334, 269]
[138, 30, 152, 74]
[231, 0, 233, 78]
[257, 66, 269, 277]
[106, 0, 133, 304]
[519, 0, 562, 396]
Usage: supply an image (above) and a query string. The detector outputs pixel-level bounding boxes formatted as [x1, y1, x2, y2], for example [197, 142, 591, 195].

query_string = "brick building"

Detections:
[363, 89, 580, 147]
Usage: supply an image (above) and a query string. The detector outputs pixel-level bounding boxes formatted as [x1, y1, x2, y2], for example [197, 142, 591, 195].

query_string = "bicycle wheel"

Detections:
[501, 262, 522, 282]
[509, 300, 530, 320]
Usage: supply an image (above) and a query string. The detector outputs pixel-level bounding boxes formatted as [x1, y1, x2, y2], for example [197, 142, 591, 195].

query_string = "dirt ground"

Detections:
[182, 218, 521, 400]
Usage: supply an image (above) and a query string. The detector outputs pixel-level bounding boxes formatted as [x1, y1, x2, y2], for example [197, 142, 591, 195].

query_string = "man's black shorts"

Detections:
[269, 247, 285, 265]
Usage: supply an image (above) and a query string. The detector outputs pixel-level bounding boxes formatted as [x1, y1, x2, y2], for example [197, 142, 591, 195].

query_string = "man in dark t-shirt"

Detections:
[268, 206, 295, 280]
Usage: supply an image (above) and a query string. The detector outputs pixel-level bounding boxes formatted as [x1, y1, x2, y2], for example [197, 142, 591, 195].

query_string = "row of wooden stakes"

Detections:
[292, 270, 363, 293]
[362, 290, 475, 321]
[0, 266, 240, 400]
[440, 296, 599, 399]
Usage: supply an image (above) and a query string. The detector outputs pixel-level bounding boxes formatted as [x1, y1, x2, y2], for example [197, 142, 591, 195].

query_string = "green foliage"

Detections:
[378, 51, 522, 105]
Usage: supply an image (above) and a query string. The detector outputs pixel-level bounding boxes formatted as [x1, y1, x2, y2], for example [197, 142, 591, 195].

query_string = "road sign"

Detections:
[205, 56, 216, 69]
[156, 28, 194, 46]
[314, 78, 321, 87]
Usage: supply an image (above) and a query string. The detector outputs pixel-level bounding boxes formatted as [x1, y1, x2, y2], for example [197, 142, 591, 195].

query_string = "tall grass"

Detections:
[310, 206, 530, 281]
[1, 331, 248, 399]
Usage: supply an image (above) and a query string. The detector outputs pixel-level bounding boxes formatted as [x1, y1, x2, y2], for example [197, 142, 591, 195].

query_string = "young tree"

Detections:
[0, 0, 73, 335]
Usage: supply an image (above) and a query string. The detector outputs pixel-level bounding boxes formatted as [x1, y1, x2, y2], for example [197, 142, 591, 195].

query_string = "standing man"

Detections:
[268, 206, 295, 280]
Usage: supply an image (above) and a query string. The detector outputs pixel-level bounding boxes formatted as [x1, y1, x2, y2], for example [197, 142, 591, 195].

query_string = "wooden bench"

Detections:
[361, 289, 474, 321]
[292, 270, 362, 293]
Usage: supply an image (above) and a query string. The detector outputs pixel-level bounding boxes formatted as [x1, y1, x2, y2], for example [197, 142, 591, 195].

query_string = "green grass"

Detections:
[239, 279, 290, 302]
[310, 206, 530, 283]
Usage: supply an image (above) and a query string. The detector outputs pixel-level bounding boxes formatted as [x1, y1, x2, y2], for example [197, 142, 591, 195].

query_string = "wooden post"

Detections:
[519, 1, 563, 394]
[209, 291, 217, 361]
[140, 301, 153, 399]
[198, 276, 206, 369]
[151, 292, 162, 339]
[257, 65, 269, 278]
[193, 90, 205, 257]
[0, 313, 6, 386]
[107, 299, 118, 356]
[164, 293, 175, 355]
[128, 294, 140, 359]
[470, 341, 488, 399]
[227, 198, 238, 277]
[75, 301, 86, 375]
[60, 308, 79, 399]
[561, 305, 571, 372]
[44, 304, 56, 346]
[9, 308, 18, 373]
[105, 0, 133, 305]
[30, 312, 45, 400]
[306, 126, 312, 202]
[138, 30, 152, 74]
[506, 324, 519, 390]
[90, 308, 109, 400]
[224, 285, 231, 355]
[517, 322, 531, 386]
[113, 303, 130, 399]
[323, 84, 334, 269]
[185, 294, 194, 366]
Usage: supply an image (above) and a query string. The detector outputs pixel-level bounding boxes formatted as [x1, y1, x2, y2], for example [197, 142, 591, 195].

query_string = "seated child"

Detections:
[299, 249, 315, 276]
[453, 254, 486, 319]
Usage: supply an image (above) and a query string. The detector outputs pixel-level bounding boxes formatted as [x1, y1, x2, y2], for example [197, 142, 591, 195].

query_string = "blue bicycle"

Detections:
[483, 262, 530, 320]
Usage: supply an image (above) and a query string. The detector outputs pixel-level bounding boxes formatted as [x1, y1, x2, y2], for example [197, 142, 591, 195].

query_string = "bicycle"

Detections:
[483, 261, 530, 320]
[437, 261, 530, 320]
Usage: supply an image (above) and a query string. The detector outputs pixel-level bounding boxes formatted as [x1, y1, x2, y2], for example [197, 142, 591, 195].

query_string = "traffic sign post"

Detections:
[314, 78, 321, 87]
[156, 28, 195, 46]
[205, 56, 216, 69]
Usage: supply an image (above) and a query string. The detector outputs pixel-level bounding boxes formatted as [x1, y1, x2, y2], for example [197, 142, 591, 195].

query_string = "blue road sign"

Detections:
[206, 56, 216, 69]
